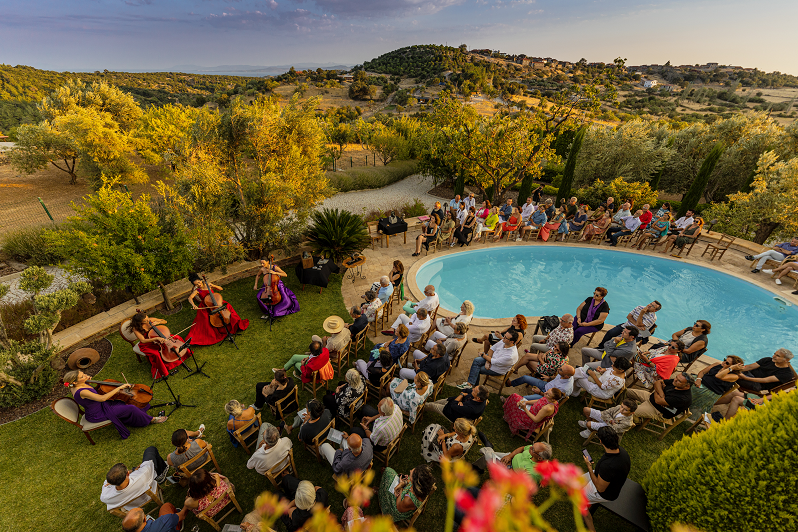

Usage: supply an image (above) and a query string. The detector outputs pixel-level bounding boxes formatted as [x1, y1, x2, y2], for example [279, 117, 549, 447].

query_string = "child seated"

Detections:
[577, 399, 637, 439]
[166, 425, 206, 485]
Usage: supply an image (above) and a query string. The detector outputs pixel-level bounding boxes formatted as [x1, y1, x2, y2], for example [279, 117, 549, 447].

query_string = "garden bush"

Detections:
[362, 199, 427, 222]
[543, 185, 559, 196]
[574, 177, 659, 209]
[305, 209, 370, 262]
[643, 391, 798, 532]
[2, 226, 66, 266]
[327, 160, 418, 193]
[0, 340, 60, 408]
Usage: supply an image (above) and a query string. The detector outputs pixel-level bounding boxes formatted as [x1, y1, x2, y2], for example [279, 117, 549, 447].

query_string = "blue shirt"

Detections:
[377, 283, 394, 304]
[500, 204, 513, 218]
[775, 242, 798, 255]
[531, 211, 547, 226]
[381, 336, 410, 362]
[449, 198, 461, 209]
[143, 514, 179, 532]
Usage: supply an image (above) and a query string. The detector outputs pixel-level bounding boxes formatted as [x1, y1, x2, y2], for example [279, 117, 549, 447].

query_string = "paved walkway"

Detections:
[317, 173, 441, 214]
[0, 267, 86, 305]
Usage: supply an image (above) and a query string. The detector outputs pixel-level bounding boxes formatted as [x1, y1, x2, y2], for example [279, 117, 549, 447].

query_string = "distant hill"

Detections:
[165, 63, 352, 76]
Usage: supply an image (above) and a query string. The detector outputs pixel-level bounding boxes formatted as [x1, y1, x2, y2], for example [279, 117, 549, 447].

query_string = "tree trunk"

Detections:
[516, 172, 536, 205]
[753, 222, 780, 245]
[158, 282, 173, 310]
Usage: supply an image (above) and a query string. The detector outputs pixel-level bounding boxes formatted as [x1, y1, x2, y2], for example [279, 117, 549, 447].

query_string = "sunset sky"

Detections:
[2, 0, 797, 74]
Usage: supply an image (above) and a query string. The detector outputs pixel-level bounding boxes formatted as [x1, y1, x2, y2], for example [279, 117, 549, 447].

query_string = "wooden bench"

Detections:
[590, 479, 650, 531]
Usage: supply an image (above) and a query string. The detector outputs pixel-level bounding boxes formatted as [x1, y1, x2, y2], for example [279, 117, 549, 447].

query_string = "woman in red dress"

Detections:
[187, 273, 249, 346]
[502, 388, 562, 435]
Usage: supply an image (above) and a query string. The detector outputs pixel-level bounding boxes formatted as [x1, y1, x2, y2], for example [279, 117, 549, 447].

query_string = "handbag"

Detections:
[318, 360, 335, 381]
[539, 315, 560, 335]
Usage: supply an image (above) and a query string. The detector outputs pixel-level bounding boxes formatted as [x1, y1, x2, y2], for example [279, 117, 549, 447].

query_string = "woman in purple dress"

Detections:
[254, 258, 300, 319]
[64, 370, 167, 440]
[570, 287, 611, 347]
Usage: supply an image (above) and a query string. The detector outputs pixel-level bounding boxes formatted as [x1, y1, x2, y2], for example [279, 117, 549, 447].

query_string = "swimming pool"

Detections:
[414, 246, 798, 364]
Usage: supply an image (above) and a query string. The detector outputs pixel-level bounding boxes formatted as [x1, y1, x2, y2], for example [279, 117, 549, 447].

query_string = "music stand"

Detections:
[181, 343, 211, 379]
[151, 366, 197, 416]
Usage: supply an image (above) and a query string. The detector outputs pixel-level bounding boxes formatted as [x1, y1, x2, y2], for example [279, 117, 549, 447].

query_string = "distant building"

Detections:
[642, 79, 658, 88]
[705, 62, 719, 69]
[532, 61, 546, 69]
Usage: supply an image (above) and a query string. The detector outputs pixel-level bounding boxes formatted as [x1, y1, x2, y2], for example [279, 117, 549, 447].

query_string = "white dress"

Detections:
[435, 313, 473, 337]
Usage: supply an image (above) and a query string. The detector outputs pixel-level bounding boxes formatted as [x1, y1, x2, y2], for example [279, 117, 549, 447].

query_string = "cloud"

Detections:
[123, 0, 153, 5]
[203, 7, 338, 33]
[289, 0, 465, 17]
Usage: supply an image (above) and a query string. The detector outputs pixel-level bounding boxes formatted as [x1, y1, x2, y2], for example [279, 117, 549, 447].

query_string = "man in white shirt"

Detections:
[458, 330, 520, 389]
[321, 316, 351, 354]
[520, 197, 536, 222]
[246, 424, 292, 475]
[509, 364, 575, 400]
[100, 447, 169, 512]
[402, 284, 438, 315]
[606, 210, 642, 246]
[463, 192, 476, 211]
[384, 307, 431, 342]
[359, 397, 403, 451]
[670, 210, 695, 235]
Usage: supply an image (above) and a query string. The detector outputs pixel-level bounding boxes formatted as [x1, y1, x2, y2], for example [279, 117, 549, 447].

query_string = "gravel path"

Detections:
[0, 267, 86, 305]
[317, 173, 442, 215]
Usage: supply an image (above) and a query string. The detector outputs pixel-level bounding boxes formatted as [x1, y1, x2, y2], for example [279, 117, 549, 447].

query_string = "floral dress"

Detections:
[503, 394, 559, 434]
[380, 467, 421, 522]
[420, 423, 475, 463]
[193, 475, 233, 518]
[334, 385, 364, 417]
[536, 348, 568, 378]
[389, 378, 432, 423]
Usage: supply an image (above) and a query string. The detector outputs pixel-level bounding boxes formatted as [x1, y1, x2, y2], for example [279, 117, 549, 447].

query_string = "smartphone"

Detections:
[582, 449, 592, 462]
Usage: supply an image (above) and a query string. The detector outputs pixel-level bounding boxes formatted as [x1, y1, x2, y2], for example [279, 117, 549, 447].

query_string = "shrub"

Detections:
[327, 160, 418, 193]
[574, 177, 659, 209]
[0, 340, 60, 408]
[305, 208, 370, 262]
[643, 391, 798, 532]
[361, 199, 427, 222]
[543, 185, 559, 196]
[2, 226, 66, 266]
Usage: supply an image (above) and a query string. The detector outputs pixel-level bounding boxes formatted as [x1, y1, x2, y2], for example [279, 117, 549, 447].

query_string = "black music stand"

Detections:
[181, 343, 211, 379]
[151, 365, 197, 416]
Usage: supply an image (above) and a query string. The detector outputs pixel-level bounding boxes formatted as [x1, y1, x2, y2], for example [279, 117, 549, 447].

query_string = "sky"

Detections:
[2, 0, 797, 75]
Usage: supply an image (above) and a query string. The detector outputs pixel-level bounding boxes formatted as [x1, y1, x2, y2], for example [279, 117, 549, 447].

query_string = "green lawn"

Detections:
[0, 271, 689, 532]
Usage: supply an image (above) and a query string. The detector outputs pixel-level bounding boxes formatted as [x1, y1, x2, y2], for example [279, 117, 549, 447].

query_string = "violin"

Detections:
[201, 275, 231, 329]
[88, 379, 153, 409]
[263, 254, 282, 306]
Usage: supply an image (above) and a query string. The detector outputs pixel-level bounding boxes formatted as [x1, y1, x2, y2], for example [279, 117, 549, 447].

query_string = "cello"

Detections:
[201, 275, 231, 329]
[142, 313, 187, 364]
[87, 378, 154, 409]
[262, 254, 282, 306]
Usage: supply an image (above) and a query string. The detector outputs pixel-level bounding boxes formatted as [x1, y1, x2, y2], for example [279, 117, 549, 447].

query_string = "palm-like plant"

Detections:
[305, 208, 370, 263]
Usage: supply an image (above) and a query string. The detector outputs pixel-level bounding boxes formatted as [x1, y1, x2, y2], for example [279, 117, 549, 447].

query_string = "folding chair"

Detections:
[584, 383, 627, 409]
[432, 370, 450, 402]
[588, 224, 611, 245]
[366, 364, 396, 400]
[702, 233, 734, 262]
[397, 482, 437, 529]
[402, 397, 429, 434]
[107, 485, 164, 518]
[522, 225, 542, 242]
[373, 423, 408, 466]
[451, 341, 467, 368]
[511, 416, 555, 444]
[269, 385, 299, 424]
[481, 369, 511, 395]
[369, 302, 388, 337]
[50, 396, 114, 445]
[302, 368, 330, 400]
[616, 229, 639, 247]
[636, 409, 692, 441]
[232, 413, 261, 454]
[350, 327, 367, 359]
[195, 482, 243, 531]
[304, 417, 335, 462]
[480, 227, 498, 243]
[330, 346, 350, 376]
[264, 448, 297, 490]
[582, 425, 632, 448]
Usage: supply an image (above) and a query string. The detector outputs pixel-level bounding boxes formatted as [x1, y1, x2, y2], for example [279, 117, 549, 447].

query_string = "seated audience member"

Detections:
[225, 400, 258, 447]
[321, 315, 351, 356]
[422, 322, 468, 362]
[458, 330, 520, 390]
[498, 198, 514, 222]
[435, 301, 474, 336]
[357, 397, 404, 451]
[390, 372, 433, 423]
[510, 341, 569, 380]
[745, 236, 798, 273]
[694, 355, 745, 396]
[637, 204, 652, 229]
[571, 287, 610, 346]
[453, 207, 477, 246]
[712, 386, 794, 422]
[599, 301, 660, 347]
[625, 372, 694, 423]
[421, 418, 477, 463]
[579, 212, 612, 242]
[572, 358, 631, 400]
[476, 206, 500, 238]
[438, 210, 457, 246]
[518, 204, 548, 240]
[581, 427, 631, 532]
[670, 320, 711, 363]
[400, 343, 450, 383]
[371, 324, 411, 364]
[323, 369, 366, 419]
[167, 426, 206, 481]
[473, 314, 527, 353]
[582, 326, 639, 369]
[356, 349, 395, 385]
[606, 209, 642, 246]
[376, 276, 394, 304]
[543, 198, 556, 220]
[246, 423, 292, 475]
[578, 399, 637, 439]
[388, 260, 404, 288]
[383, 309, 429, 345]
[509, 364, 575, 401]
[281, 339, 329, 383]
[610, 202, 631, 227]
[379, 465, 435, 523]
[402, 284, 439, 316]
[449, 194, 462, 210]
[361, 290, 382, 323]
[472, 441, 553, 478]
[121, 505, 188, 532]
[588, 206, 606, 221]
[279, 477, 328, 532]
[320, 433, 374, 474]
[633, 213, 670, 249]
[539, 206, 565, 241]
[412, 216, 439, 257]
[429, 201, 445, 226]
[344, 306, 369, 338]
[633, 340, 684, 388]
[101, 448, 170, 512]
[252, 369, 295, 412]
[424, 385, 489, 422]
[464, 192, 476, 211]
[519, 196, 536, 223]
[502, 388, 563, 434]
[730, 348, 795, 393]
[493, 207, 521, 241]
[473, 200, 492, 232]
[762, 259, 798, 285]
[284, 398, 332, 442]
[527, 314, 574, 353]
[183, 469, 234, 518]
[668, 209, 695, 235]
[562, 204, 588, 240]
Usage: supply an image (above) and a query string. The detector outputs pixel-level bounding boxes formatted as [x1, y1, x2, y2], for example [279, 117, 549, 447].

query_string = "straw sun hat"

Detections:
[323, 315, 345, 334]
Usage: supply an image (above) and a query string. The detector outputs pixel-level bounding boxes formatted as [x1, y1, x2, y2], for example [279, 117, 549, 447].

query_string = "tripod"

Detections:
[181, 344, 211, 380]
[151, 368, 196, 416]
[261, 295, 279, 331]
[211, 312, 239, 349]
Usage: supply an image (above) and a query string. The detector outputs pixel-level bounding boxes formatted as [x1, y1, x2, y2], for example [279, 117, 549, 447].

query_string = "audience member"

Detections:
[453, 207, 477, 246]
[320, 433, 374, 474]
[582, 427, 631, 532]
[343, 306, 368, 338]
[322, 369, 366, 419]
[390, 372, 433, 423]
[183, 469, 234, 518]
[424, 385, 489, 422]
[321, 315, 351, 358]
[518, 204, 548, 240]
[412, 216, 439, 257]
[472, 441, 552, 478]
[358, 397, 404, 451]
[633, 340, 684, 388]
[668, 209, 695, 235]
[732, 348, 795, 393]
[626, 373, 694, 423]
[371, 324, 411, 364]
[761, 260, 798, 285]
[660, 217, 703, 253]
[476, 206, 500, 238]
[167, 426, 206, 482]
[284, 399, 332, 442]
[599, 301, 660, 347]
[670, 320, 711, 363]
[384, 309, 429, 343]
[379, 465, 435, 523]
[610, 202, 631, 226]
[400, 343, 450, 383]
[252, 369, 295, 412]
[279, 477, 328, 532]
[527, 314, 574, 353]
[421, 418, 477, 463]
[225, 400, 258, 447]
[499, 198, 514, 222]
[509, 364, 575, 401]
[578, 399, 637, 439]
[281, 339, 329, 383]
[511, 341, 569, 379]
[502, 388, 563, 435]
[101, 448, 169, 512]
[571, 287, 610, 346]
[579, 212, 612, 242]
[401, 284, 439, 315]
[246, 423, 292, 475]
[582, 326, 639, 369]
[356, 349, 395, 386]
[606, 209, 642, 246]
[473, 314, 527, 353]
[458, 329, 520, 390]
[746, 236, 798, 273]
[694, 355, 745, 396]
[121, 505, 188, 532]
[435, 301, 474, 336]
[361, 291, 382, 323]
[572, 358, 631, 400]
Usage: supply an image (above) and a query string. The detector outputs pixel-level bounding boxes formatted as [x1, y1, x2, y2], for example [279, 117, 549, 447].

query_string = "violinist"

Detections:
[127, 312, 191, 362]
[187, 273, 249, 346]
[63, 370, 167, 440]
[254, 256, 300, 319]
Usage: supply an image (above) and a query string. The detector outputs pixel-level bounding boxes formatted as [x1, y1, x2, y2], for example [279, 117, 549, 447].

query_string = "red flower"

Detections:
[459, 485, 503, 532]
[535, 459, 561, 485]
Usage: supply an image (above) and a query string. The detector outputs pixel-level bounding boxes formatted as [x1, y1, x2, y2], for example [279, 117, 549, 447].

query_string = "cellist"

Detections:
[187, 273, 249, 345]
[254, 256, 300, 319]
[127, 312, 191, 361]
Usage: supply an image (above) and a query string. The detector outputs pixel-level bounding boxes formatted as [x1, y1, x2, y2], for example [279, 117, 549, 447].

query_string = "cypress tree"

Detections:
[649, 166, 664, 192]
[516, 171, 536, 204]
[678, 142, 724, 217]
[556, 125, 587, 205]
[453, 167, 466, 197]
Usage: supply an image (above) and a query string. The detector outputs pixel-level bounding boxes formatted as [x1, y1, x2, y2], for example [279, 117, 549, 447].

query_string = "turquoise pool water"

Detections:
[414, 246, 798, 364]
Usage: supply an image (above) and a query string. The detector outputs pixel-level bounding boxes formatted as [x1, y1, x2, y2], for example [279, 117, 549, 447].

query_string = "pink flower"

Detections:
[487, 461, 535, 494]
[459, 485, 503, 532]
[551, 462, 586, 495]
[535, 459, 561, 485]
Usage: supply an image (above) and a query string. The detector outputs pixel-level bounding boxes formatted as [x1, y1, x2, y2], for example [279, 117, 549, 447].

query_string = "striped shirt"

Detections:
[622, 306, 657, 331]
[370, 406, 404, 447]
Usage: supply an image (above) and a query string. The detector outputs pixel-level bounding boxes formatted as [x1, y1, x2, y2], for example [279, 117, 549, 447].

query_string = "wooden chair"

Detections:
[338, 387, 368, 429]
[374, 423, 408, 466]
[587, 224, 611, 245]
[177, 441, 221, 478]
[302, 368, 331, 400]
[366, 364, 396, 400]
[481, 369, 511, 395]
[232, 413, 261, 454]
[523, 226, 542, 242]
[350, 327, 368, 359]
[480, 227, 498, 243]
[397, 482, 437, 529]
[636, 409, 692, 441]
[450, 341, 467, 368]
[304, 417, 335, 462]
[582, 425, 632, 448]
[431, 369, 450, 402]
[330, 346, 350, 376]
[616, 229, 639, 247]
[269, 385, 299, 424]
[401, 396, 429, 434]
[510, 416, 555, 443]
[584, 382, 626, 409]
[665, 233, 700, 257]
[196, 481, 244, 531]
[367, 221, 383, 250]
[119, 319, 144, 363]
[702, 233, 734, 261]
[264, 448, 297, 490]
[675, 348, 708, 374]
[50, 396, 114, 445]
[564, 226, 586, 243]
[685, 384, 740, 435]
[107, 485, 164, 518]
[472, 415, 484, 427]
[369, 302, 388, 337]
